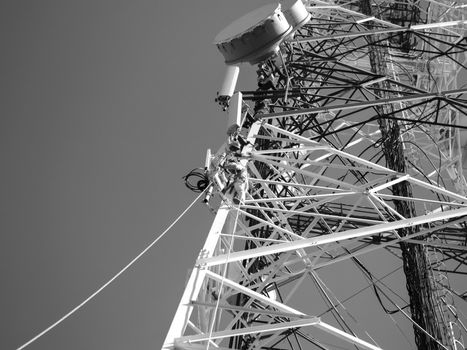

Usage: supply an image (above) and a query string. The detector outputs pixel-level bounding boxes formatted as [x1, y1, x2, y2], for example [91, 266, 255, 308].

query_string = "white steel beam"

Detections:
[184, 318, 390, 350]
[176, 318, 383, 350]
[238, 205, 385, 224]
[175, 318, 320, 343]
[249, 178, 352, 192]
[252, 154, 361, 190]
[261, 89, 467, 120]
[204, 270, 305, 316]
[306, 1, 401, 28]
[311, 217, 467, 270]
[164, 118, 275, 350]
[262, 123, 319, 145]
[293, 20, 467, 44]
[244, 191, 356, 203]
[198, 207, 467, 267]
[313, 321, 382, 350]
[175, 345, 231, 350]
[408, 176, 467, 203]
[190, 300, 310, 319]
[369, 174, 410, 193]
[162, 205, 231, 350]
[253, 148, 394, 173]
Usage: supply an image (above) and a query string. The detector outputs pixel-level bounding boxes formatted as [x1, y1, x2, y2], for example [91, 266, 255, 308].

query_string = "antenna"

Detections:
[214, 1, 310, 108]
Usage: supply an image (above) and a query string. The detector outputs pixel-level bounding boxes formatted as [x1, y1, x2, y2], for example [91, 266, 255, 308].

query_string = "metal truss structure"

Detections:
[164, 1, 467, 349]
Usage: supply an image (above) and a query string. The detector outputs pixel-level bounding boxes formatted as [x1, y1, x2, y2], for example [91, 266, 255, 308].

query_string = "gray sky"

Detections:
[0, 1, 271, 349]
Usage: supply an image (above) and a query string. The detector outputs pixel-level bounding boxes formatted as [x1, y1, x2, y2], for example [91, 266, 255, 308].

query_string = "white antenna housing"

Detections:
[227, 92, 243, 135]
[282, 0, 311, 36]
[216, 65, 240, 108]
[214, 1, 309, 107]
[214, 3, 292, 65]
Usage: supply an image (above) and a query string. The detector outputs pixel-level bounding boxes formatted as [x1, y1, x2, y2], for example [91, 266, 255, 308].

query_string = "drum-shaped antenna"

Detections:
[214, 3, 292, 65]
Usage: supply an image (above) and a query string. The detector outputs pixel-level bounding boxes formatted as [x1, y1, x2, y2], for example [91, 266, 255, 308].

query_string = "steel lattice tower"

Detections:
[164, 1, 467, 350]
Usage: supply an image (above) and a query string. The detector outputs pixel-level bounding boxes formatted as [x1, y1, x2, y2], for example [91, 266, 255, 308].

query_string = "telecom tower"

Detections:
[164, 1, 467, 349]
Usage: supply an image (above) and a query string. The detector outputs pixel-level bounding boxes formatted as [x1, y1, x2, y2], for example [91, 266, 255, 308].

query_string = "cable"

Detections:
[16, 189, 207, 350]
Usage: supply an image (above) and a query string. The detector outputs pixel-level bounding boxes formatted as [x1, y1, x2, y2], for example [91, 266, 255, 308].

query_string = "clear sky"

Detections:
[0, 1, 271, 349]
